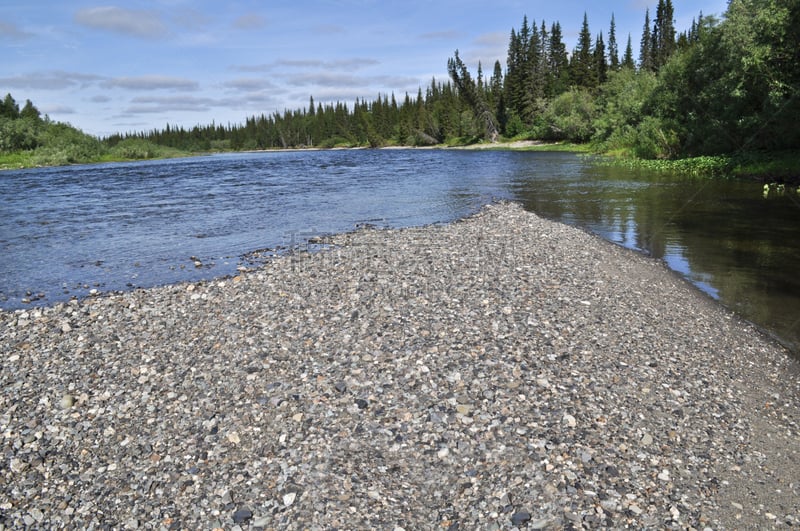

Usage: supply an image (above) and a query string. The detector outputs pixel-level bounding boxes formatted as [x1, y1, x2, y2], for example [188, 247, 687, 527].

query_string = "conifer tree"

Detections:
[594, 32, 608, 85]
[608, 14, 620, 70]
[524, 21, 544, 120]
[489, 60, 506, 130]
[652, 0, 676, 69]
[448, 50, 499, 141]
[639, 9, 653, 71]
[570, 13, 594, 88]
[622, 34, 636, 69]
[547, 22, 570, 97]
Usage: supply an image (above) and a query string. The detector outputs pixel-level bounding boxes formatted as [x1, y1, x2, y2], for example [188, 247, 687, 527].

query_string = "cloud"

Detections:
[74, 6, 168, 38]
[286, 72, 365, 87]
[125, 95, 218, 113]
[103, 75, 199, 91]
[232, 58, 380, 73]
[90, 95, 112, 103]
[40, 105, 75, 115]
[419, 30, 463, 41]
[233, 13, 267, 30]
[464, 31, 509, 68]
[0, 21, 34, 41]
[0, 71, 103, 90]
[222, 78, 276, 91]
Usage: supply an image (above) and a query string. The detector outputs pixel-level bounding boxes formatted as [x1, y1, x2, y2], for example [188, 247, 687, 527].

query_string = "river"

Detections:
[1, 149, 798, 355]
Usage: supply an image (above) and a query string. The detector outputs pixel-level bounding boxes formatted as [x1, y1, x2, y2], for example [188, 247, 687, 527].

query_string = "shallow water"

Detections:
[1, 149, 797, 354]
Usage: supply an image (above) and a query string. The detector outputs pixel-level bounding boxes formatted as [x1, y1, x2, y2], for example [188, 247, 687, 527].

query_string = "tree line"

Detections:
[2, 0, 797, 166]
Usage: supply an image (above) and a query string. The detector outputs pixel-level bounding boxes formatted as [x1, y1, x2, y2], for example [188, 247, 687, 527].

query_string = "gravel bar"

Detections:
[2, 202, 798, 530]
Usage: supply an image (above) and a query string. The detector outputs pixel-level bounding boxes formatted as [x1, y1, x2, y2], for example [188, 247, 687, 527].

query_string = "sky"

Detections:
[1, 0, 729, 137]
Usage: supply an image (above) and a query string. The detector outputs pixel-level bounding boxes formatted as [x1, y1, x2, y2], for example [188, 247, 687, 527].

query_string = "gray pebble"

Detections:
[0, 202, 797, 530]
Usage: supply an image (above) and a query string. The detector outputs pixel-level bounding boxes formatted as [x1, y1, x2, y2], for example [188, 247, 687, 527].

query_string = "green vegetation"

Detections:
[0, 95, 192, 169]
[1, 0, 796, 180]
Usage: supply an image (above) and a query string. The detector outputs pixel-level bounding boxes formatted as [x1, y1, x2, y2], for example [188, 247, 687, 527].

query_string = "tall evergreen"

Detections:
[546, 22, 570, 96]
[622, 34, 636, 69]
[639, 9, 653, 71]
[570, 13, 594, 88]
[525, 21, 545, 118]
[489, 60, 506, 129]
[448, 50, 499, 140]
[652, 0, 676, 69]
[608, 14, 619, 70]
[594, 32, 608, 85]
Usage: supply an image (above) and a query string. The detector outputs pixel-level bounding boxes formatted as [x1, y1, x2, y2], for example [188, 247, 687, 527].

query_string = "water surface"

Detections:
[1, 149, 797, 355]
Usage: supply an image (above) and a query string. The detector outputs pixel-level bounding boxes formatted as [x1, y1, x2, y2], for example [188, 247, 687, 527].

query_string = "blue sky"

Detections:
[1, 0, 728, 137]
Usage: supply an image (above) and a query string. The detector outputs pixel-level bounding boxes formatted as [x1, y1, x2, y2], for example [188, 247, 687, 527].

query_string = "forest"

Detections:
[1, 0, 797, 175]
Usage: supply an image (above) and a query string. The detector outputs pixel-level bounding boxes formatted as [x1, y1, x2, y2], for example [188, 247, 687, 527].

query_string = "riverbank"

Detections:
[1, 202, 798, 529]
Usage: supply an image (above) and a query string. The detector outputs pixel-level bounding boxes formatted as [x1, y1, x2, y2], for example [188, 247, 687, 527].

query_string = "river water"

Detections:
[1, 149, 798, 355]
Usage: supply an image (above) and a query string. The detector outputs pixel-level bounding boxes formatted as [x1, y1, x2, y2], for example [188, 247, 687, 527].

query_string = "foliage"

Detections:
[540, 89, 596, 142]
[31, 123, 104, 166]
[591, 68, 657, 152]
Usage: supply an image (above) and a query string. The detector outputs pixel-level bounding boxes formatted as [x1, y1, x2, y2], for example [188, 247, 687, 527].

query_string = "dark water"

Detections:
[1, 149, 798, 354]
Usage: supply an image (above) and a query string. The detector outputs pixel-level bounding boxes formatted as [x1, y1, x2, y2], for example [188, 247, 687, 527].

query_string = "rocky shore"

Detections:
[1, 202, 798, 530]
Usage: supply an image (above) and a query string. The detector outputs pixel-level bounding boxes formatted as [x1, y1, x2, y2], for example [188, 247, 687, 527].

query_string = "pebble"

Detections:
[511, 511, 531, 526]
[232, 509, 252, 524]
[0, 202, 797, 530]
[283, 492, 297, 506]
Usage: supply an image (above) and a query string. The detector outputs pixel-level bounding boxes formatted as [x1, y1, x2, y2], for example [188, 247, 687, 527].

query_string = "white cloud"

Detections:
[40, 104, 75, 114]
[222, 78, 276, 91]
[0, 21, 34, 41]
[74, 6, 168, 38]
[103, 76, 199, 91]
[0, 71, 103, 90]
[231, 58, 380, 73]
[420, 30, 463, 41]
[125, 99, 211, 114]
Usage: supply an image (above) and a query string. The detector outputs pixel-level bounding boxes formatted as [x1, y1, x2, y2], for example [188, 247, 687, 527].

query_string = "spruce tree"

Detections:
[622, 34, 636, 69]
[652, 0, 676, 69]
[570, 13, 594, 88]
[639, 9, 653, 71]
[594, 32, 607, 85]
[608, 14, 619, 70]
[448, 50, 499, 141]
[547, 22, 569, 97]
[490, 60, 506, 130]
[524, 22, 544, 120]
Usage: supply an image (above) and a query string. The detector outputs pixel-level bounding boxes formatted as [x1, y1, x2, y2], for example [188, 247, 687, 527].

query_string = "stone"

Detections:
[283, 492, 297, 506]
[232, 509, 252, 524]
[511, 511, 532, 526]
[60, 394, 75, 409]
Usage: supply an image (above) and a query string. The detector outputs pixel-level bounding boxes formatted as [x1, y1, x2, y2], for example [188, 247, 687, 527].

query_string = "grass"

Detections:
[0, 151, 35, 170]
[0, 142, 196, 171]
[594, 150, 800, 182]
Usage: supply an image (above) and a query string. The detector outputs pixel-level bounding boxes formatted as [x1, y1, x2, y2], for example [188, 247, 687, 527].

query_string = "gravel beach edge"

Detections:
[2, 201, 798, 530]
